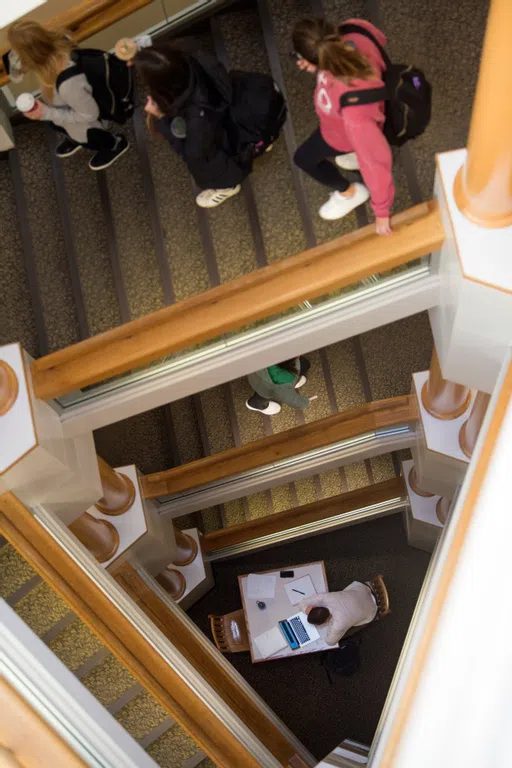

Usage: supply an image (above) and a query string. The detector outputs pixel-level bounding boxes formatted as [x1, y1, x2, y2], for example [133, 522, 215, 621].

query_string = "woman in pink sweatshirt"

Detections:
[292, 16, 394, 235]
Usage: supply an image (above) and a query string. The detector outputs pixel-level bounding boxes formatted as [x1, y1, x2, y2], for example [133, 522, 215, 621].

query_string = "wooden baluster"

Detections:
[0, 361, 19, 416]
[172, 528, 198, 566]
[436, 497, 452, 525]
[421, 347, 471, 420]
[156, 568, 187, 601]
[69, 512, 120, 563]
[453, 0, 512, 227]
[459, 391, 491, 458]
[95, 457, 136, 516]
[408, 466, 435, 497]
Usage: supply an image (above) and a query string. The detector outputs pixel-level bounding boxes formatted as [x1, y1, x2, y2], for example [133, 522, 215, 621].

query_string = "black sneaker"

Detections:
[88, 135, 129, 171]
[55, 139, 82, 158]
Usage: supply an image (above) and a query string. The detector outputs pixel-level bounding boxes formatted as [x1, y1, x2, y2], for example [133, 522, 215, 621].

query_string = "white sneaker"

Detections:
[319, 183, 369, 221]
[295, 375, 307, 389]
[196, 185, 241, 208]
[245, 399, 281, 415]
[335, 152, 360, 171]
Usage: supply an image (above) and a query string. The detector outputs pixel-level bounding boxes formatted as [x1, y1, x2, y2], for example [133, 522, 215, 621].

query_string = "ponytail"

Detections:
[292, 16, 374, 82]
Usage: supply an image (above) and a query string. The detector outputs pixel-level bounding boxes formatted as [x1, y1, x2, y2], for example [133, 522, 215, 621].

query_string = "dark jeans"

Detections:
[248, 357, 311, 411]
[54, 124, 117, 151]
[294, 129, 350, 192]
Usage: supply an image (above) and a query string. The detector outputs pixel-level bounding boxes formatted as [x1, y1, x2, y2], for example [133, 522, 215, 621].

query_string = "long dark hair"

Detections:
[133, 43, 190, 116]
[292, 16, 374, 81]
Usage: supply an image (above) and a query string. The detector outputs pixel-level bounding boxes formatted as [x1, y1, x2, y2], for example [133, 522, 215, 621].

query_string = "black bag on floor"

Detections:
[321, 636, 362, 685]
[339, 23, 431, 147]
[56, 49, 134, 124]
[228, 71, 287, 159]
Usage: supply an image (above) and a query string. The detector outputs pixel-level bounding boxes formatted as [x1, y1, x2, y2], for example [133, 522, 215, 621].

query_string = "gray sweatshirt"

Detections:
[9, 50, 105, 144]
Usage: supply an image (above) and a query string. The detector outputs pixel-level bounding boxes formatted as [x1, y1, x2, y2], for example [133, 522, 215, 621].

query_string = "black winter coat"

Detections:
[155, 51, 251, 189]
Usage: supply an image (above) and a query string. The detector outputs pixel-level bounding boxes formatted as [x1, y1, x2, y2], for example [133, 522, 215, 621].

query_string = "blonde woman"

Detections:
[292, 17, 394, 234]
[7, 21, 129, 170]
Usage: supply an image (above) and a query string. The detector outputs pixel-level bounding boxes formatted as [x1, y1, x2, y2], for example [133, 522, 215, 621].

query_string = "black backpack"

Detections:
[320, 636, 362, 685]
[56, 49, 134, 125]
[338, 23, 431, 146]
[228, 71, 287, 158]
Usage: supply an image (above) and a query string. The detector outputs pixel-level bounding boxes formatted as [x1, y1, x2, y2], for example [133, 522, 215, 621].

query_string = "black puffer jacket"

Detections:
[155, 51, 251, 189]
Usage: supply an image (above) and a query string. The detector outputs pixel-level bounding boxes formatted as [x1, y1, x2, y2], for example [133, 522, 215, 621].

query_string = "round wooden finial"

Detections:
[156, 568, 186, 600]
[408, 467, 435, 498]
[0, 361, 19, 416]
[172, 529, 198, 567]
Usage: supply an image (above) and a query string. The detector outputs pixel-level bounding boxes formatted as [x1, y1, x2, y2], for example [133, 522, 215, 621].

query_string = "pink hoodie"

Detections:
[314, 18, 394, 218]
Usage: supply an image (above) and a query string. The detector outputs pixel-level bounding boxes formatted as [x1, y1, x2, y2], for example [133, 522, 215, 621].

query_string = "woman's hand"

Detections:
[144, 95, 163, 119]
[296, 58, 317, 74]
[376, 216, 392, 235]
[24, 101, 45, 121]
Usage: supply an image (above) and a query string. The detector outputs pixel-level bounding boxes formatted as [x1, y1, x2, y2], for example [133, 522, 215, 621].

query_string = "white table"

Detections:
[238, 561, 330, 663]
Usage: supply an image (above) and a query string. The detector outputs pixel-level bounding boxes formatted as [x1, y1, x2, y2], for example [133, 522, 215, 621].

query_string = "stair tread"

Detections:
[59, 142, 123, 336]
[14, 124, 81, 352]
[146, 721, 202, 768]
[0, 543, 37, 599]
[114, 688, 170, 740]
[104, 123, 165, 320]
[0, 157, 39, 355]
[12, 580, 71, 637]
[47, 615, 104, 672]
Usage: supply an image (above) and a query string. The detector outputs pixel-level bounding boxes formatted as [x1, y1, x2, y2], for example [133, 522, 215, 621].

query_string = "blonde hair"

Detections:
[292, 16, 374, 82]
[7, 21, 74, 101]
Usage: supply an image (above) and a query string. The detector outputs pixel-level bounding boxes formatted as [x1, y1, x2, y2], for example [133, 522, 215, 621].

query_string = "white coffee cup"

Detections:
[16, 93, 37, 113]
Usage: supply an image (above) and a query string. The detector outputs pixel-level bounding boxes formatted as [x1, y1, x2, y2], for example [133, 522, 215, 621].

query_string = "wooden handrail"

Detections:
[0, 0, 153, 87]
[0, 493, 264, 768]
[114, 562, 299, 765]
[201, 477, 406, 553]
[0, 677, 87, 767]
[142, 395, 418, 498]
[31, 202, 444, 401]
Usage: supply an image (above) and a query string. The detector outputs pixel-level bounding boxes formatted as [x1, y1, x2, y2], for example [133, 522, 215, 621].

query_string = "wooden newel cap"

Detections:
[69, 512, 120, 563]
[0, 361, 19, 416]
[408, 466, 435, 497]
[95, 457, 136, 516]
[156, 568, 186, 600]
[172, 529, 198, 567]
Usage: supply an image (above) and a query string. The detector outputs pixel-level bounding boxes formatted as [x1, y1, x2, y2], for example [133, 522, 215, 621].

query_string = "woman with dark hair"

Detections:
[292, 16, 394, 234]
[246, 356, 313, 415]
[134, 43, 251, 208]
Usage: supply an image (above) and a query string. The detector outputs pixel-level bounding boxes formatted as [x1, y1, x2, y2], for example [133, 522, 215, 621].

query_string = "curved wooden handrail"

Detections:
[142, 395, 418, 499]
[0, 0, 153, 87]
[202, 476, 406, 553]
[0, 493, 265, 768]
[32, 201, 443, 401]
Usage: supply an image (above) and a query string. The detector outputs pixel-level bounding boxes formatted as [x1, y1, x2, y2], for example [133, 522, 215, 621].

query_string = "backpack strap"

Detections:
[340, 86, 387, 110]
[55, 51, 81, 89]
[339, 22, 392, 69]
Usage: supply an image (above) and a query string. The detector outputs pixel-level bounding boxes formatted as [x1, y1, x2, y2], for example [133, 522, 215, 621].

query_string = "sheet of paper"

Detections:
[285, 575, 316, 605]
[246, 573, 276, 600]
[253, 626, 287, 658]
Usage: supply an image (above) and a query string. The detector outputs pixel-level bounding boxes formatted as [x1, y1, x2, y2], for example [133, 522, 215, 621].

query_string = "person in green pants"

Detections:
[246, 357, 314, 415]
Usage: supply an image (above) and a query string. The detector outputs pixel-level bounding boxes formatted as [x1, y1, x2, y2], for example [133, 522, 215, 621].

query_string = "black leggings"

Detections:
[294, 129, 350, 192]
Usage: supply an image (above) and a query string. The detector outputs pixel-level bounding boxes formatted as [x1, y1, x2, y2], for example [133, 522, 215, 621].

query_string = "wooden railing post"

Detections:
[155, 568, 187, 600]
[68, 512, 119, 563]
[453, 0, 512, 227]
[436, 497, 451, 525]
[95, 456, 136, 516]
[459, 391, 491, 458]
[421, 347, 471, 420]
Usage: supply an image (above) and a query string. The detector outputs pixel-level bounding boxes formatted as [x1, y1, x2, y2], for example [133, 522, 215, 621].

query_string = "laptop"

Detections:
[279, 611, 320, 650]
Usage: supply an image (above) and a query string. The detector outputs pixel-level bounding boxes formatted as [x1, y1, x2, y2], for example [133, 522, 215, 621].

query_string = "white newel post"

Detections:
[0, 343, 210, 605]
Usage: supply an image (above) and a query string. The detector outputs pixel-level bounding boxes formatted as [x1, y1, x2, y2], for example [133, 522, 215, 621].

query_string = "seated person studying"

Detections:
[300, 581, 377, 645]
